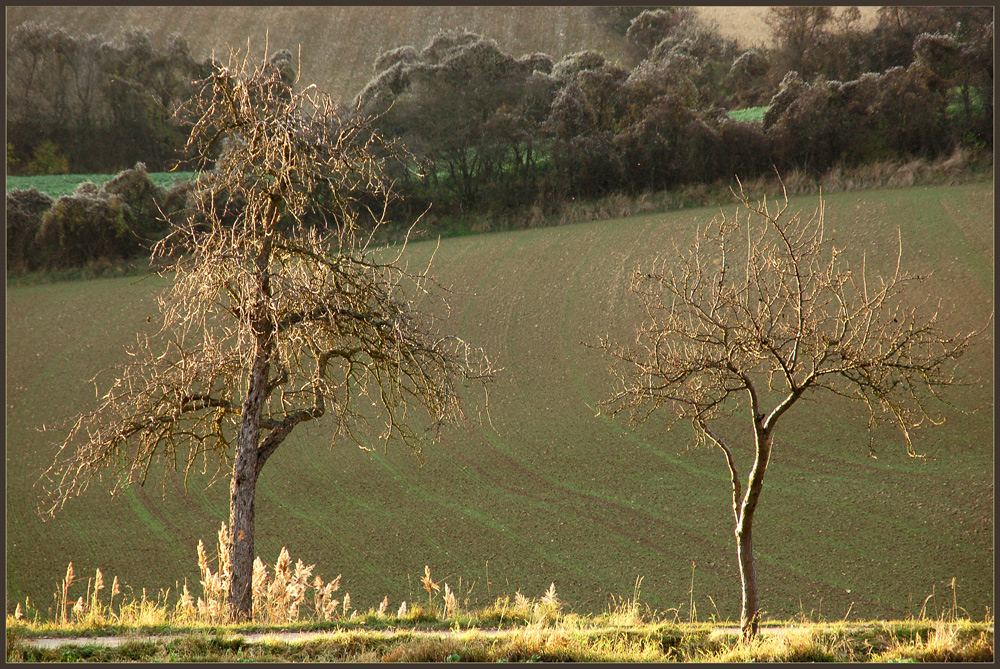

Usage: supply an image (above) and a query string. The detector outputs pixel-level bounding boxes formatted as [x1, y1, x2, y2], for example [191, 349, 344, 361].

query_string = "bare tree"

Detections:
[597, 180, 987, 639]
[40, 46, 493, 622]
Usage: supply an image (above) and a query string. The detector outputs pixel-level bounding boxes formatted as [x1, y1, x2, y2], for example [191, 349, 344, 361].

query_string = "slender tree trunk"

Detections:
[737, 429, 771, 640]
[736, 514, 760, 638]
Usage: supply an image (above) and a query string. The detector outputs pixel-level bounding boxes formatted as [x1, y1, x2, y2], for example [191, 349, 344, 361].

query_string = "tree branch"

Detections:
[699, 420, 743, 525]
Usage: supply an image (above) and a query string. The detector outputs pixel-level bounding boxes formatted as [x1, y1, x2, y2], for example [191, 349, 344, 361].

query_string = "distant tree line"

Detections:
[6, 22, 210, 174]
[357, 6, 991, 216]
[5, 7, 993, 274]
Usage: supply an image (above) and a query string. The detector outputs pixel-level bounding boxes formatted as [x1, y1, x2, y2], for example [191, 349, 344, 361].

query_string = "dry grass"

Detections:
[872, 620, 995, 662]
[13, 524, 570, 632]
[6, 546, 993, 663]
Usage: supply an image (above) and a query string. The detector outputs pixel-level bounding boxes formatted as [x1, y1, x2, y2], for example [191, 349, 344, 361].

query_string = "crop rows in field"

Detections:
[6, 184, 993, 622]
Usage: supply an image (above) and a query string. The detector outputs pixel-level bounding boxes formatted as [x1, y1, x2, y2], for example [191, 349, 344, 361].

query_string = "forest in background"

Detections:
[6, 7, 993, 273]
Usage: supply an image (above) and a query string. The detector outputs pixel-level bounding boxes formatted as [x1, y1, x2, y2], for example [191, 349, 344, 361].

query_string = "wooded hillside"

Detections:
[5, 6, 877, 103]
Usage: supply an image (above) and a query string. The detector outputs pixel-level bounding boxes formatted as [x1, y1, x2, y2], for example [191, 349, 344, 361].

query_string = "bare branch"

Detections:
[41, 45, 495, 521]
[597, 184, 984, 458]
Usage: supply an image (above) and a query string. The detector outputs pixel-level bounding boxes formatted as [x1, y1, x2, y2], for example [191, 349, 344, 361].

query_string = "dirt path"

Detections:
[23, 625, 795, 650]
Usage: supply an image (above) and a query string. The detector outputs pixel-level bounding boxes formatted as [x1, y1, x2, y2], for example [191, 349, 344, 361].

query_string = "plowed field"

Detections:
[6, 183, 992, 621]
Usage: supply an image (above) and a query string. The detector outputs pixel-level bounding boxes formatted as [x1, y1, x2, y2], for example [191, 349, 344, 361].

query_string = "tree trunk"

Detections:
[227, 229, 275, 622]
[227, 350, 269, 622]
[737, 429, 771, 640]
[736, 515, 760, 639]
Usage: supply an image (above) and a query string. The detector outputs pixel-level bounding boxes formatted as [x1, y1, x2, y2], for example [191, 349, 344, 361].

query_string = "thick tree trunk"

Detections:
[227, 229, 275, 623]
[227, 350, 269, 622]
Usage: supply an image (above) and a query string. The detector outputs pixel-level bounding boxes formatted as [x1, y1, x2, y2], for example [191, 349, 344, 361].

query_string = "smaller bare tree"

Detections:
[597, 179, 988, 639]
[40, 46, 493, 622]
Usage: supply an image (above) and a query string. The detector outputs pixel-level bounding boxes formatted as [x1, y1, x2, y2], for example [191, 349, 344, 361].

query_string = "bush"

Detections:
[25, 141, 70, 176]
[614, 94, 701, 192]
[101, 162, 167, 237]
[765, 64, 953, 173]
[728, 50, 772, 107]
[717, 119, 774, 181]
[625, 8, 696, 57]
[6, 188, 54, 272]
[546, 132, 624, 198]
[36, 192, 138, 269]
[550, 50, 608, 82]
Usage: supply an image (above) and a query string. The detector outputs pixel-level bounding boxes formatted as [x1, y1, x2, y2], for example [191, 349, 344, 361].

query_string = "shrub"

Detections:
[868, 62, 952, 158]
[716, 120, 774, 180]
[5, 187, 53, 272]
[161, 179, 196, 223]
[625, 8, 697, 57]
[36, 192, 138, 269]
[373, 45, 419, 73]
[762, 71, 807, 130]
[546, 131, 624, 199]
[101, 162, 167, 237]
[728, 50, 772, 107]
[25, 141, 70, 176]
[765, 63, 953, 173]
[614, 94, 702, 192]
[550, 50, 608, 82]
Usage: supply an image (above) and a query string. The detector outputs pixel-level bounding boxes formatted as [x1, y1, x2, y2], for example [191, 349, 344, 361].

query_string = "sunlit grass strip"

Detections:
[8, 620, 993, 662]
[6, 548, 992, 662]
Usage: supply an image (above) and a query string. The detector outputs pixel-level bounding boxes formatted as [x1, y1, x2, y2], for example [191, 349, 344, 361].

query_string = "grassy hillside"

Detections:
[5, 6, 879, 104]
[6, 184, 992, 624]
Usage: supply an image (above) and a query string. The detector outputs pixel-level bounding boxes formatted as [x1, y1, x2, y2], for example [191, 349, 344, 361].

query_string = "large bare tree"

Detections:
[41, 47, 492, 622]
[597, 180, 987, 639]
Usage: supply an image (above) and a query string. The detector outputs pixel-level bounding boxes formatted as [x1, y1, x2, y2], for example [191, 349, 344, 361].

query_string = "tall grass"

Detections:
[8, 527, 992, 664]
[9, 523, 571, 632]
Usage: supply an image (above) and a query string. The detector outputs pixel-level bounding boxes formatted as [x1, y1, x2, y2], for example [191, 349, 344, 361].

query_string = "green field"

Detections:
[727, 106, 768, 123]
[6, 172, 197, 198]
[5, 183, 993, 625]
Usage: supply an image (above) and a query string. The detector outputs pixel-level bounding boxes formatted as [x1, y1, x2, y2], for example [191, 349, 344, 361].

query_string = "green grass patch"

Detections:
[6, 171, 197, 197]
[727, 105, 768, 123]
